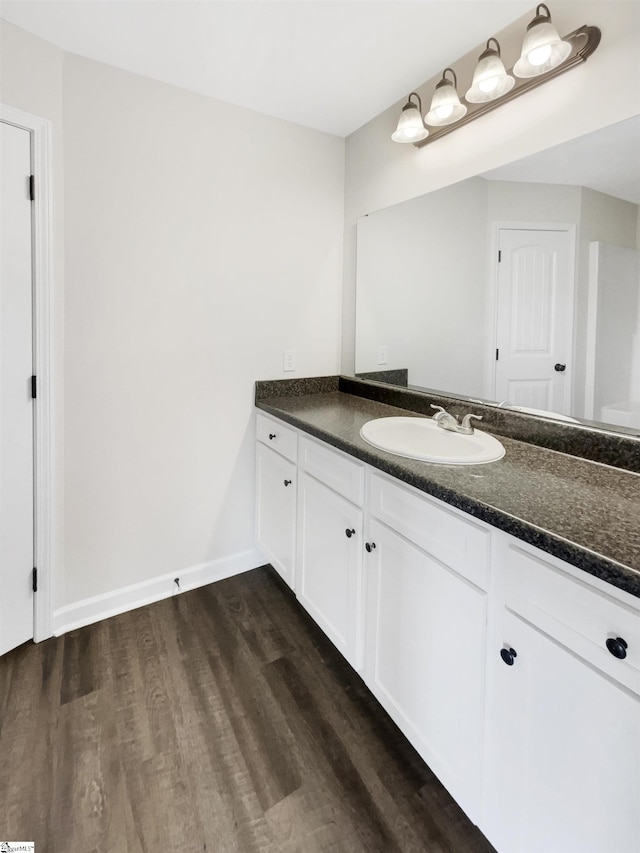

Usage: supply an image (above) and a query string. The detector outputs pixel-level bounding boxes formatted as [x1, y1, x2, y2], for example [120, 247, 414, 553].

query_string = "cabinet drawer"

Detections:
[369, 473, 489, 589]
[298, 436, 365, 506]
[256, 413, 297, 462]
[504, 543, 640, 694]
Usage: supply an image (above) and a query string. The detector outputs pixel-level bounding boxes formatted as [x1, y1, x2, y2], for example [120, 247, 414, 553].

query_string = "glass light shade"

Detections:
[391, 96, 428, 143]
[425, 72, 467, 127]
[514, 13, 571, 78]
[466, 44, 515, 103]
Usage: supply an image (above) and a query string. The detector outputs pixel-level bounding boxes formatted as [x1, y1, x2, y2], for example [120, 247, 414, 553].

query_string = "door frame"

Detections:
[1, 103, 55, 643]
[486, 221, 577, 411]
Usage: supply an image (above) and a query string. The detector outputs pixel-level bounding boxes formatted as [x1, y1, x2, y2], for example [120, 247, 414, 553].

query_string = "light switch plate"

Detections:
[378, 345, 388, 365]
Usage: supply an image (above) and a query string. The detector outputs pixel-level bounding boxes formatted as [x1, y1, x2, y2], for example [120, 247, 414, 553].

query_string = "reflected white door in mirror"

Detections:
[494, 226, 574, 415]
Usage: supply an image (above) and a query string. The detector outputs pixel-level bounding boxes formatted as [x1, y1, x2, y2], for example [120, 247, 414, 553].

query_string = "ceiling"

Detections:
[0, 0, 533, 137]
[483, 115, 640, 204]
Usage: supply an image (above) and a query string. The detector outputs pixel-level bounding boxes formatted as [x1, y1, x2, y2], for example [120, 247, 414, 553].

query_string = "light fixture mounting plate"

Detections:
[413, 24, 600, 148]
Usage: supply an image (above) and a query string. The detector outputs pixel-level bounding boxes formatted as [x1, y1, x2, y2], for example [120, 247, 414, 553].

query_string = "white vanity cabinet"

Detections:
[255, 410, 640, 852]
[255, 413, 298, 588]
[482, 538, 640, 853]
[364, 473, 489, 822]
[296, 436, 365, 669]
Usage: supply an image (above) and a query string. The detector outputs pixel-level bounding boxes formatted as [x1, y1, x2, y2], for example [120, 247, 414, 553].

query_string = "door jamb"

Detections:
[1, 104, 55, 642]
[487, 221, 577, 414]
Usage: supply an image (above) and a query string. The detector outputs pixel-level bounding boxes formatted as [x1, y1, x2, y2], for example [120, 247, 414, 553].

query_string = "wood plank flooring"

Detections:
[0, 566, 495, 852]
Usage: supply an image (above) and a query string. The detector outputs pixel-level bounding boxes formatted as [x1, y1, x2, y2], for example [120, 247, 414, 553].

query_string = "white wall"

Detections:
[2, 21, 345, 616]
[60, 55, 344, 606]
[486, 182, 581, 224]
[356, 178, 487, 396]
[343, 1, 640, 373]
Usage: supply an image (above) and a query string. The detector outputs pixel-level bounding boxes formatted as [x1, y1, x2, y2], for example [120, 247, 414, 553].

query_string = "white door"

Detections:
[495, 228, 574, 415]
[296, 472, 363, 668]
[482, 610, 640, 853]
[0, 120, 35, 655]
[364, 519, 486, 822]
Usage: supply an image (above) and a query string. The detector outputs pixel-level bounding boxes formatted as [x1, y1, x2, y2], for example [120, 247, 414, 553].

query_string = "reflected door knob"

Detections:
[554, 363, 566, 372]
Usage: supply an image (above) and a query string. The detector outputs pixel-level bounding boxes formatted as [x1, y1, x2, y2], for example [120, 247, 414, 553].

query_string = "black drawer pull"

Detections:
[283, 479, 292, 487]
[365, 542, 376, 553]
[268, 433, 277, 440]
[606, 637, 628, 660]
[345, 528, 356, 539]
[500, 647, 517, 666]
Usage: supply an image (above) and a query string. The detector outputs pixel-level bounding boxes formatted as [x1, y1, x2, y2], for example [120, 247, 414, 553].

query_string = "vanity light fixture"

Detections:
[514, 4, 572, 77]
[391, 92, 429, 143]
[425, 69, 467, 126]
[466, 39, 514, 103]
[391, 5, 600, 147]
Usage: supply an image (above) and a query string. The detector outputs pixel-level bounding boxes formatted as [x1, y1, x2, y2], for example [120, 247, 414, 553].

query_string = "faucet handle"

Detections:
[430, 404, 447, 419]
[461, 413, 482, 431]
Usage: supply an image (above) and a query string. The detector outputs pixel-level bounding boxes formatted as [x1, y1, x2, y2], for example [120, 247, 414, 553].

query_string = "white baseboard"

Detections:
[52, 548, 265, 636]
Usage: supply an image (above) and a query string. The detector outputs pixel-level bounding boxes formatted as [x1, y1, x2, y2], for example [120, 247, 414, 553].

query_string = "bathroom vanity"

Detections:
[255, 376, 640, 853]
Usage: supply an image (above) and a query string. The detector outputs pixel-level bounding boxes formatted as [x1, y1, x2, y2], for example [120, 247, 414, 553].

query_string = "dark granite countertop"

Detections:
[256, 387, 640, 599]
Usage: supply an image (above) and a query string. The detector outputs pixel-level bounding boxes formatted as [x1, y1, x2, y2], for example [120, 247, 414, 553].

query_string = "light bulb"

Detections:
[479, 76, 499, 94]
[466, 38, 515, 104]
[514, 5, 572, 78]
[391, 93, 429, 143]
[425, 69, 467, 126]
[436, 103, 454, 120]
[398, 126, 427, 143]
[528, 43, 552, 66]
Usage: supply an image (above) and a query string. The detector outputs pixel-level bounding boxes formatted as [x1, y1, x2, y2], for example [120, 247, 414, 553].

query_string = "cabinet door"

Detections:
[256, 443, 296, 588]
[364, 519, 487, 822]
[483, 610, 640, 853]
[297, 472, 364, 669]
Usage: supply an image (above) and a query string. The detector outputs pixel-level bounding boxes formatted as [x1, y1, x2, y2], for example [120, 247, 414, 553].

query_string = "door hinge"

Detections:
[31, 375, 37, 399]
[496, 348, 499, 361]
[29, 174, 35, 201]
[498, 249, 502, 262]
[33, 568, 38, 592]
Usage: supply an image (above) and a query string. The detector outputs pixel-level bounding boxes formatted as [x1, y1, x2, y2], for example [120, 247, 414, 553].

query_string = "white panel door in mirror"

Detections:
[495, 228, 574, 415]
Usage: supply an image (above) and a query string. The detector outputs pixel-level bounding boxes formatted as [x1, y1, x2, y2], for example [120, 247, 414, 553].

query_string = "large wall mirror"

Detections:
[355, 115, 640, 434]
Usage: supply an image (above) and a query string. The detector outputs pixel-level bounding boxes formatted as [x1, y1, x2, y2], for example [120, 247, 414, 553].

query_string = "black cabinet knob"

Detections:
[345, 528, 356, 538]
[554, 363, 567, 372]
[268, 433, 277, 440]
[283, 479, 292, 487]
[606, 637, 628, 659]
[365, 542, 376, 553]
[500, 647, 517, 666]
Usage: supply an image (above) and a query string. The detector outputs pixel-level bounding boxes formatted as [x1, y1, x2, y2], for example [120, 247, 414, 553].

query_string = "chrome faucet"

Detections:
[430, 405, 482, 435]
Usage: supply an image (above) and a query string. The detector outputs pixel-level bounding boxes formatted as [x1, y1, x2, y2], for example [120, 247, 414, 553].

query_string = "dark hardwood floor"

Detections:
[0, 566, 495, 852]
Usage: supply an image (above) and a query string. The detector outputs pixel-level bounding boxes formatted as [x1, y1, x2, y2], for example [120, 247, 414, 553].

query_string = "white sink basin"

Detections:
[360, 416, 505, 465]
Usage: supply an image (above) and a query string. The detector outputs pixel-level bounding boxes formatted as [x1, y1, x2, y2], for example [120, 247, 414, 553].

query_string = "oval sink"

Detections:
[360, 416, 505, 465]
